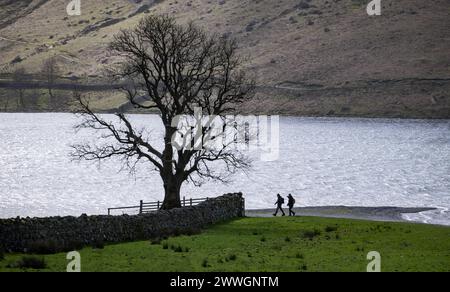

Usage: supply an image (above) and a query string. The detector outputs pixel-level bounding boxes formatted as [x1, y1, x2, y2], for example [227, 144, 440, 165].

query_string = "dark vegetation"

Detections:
[19, 226, 202, 255]
[301, 229, 322, 240]
[8, 256, 47, 270]
[27, 239, 85, 255]
[0, 61, 75, 112]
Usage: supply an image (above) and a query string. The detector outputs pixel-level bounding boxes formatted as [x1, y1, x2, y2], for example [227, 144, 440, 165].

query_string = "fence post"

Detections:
[108, 208, 111, 216]
[139, 200, 143, 214]
[157, 201, 160, 210]
[190, 198, 193, 206]
[183, 196, 186, 207]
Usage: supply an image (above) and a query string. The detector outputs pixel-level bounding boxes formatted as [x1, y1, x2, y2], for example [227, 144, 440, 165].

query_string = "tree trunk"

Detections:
[161, 177, 182, 210]
[160, 125, 182, 210]
[20, 92, 26, 110]
[17, 91, 24, 109]
[48, 88, 55, 109]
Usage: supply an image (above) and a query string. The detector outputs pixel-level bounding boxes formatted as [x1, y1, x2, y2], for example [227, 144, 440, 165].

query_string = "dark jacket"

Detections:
[287, 196, 295, 207]
[275, 196, 284, 206]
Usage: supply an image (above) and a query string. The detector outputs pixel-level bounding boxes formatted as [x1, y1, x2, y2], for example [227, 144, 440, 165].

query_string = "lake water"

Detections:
[1, 113, 449, 225]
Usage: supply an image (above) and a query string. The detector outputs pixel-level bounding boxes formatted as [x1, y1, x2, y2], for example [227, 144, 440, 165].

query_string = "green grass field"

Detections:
[1, 216, 449, 272]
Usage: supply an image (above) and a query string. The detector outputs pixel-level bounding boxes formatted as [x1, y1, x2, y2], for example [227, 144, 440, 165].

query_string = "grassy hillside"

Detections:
[1, 217, 450, 272]
[0, 0, 449, 117]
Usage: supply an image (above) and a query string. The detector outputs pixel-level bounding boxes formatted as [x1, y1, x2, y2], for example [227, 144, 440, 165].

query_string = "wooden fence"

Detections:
[107, 197, 210, 216]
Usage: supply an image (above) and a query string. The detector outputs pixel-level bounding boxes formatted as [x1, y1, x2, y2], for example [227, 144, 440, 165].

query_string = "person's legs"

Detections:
[274, 206, 284, 216]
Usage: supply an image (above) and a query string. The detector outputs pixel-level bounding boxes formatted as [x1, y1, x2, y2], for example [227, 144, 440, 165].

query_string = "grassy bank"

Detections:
[1, 217, 449, 272]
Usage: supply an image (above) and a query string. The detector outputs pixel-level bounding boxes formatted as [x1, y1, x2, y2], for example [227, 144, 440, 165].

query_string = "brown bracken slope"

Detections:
[0, 0, 449, 118]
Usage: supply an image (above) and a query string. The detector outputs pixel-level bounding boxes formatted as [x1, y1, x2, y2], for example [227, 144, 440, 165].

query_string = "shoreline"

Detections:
[1, 111, 450, 121]
[246, 206, 439, 225]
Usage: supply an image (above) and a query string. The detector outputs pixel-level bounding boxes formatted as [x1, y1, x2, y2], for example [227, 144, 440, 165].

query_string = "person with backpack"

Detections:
[273, 194, 286, 216]
[287, 194, 296, 216]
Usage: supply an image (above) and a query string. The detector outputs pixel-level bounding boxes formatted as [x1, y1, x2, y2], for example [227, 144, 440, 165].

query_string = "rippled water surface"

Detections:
[1, 113, 449, 225]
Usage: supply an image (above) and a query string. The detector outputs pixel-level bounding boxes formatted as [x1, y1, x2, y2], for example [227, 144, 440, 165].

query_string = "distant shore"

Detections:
[1, 77, 450, 119]
[246, 206, 437, 224]
[1, 110, 450, 121]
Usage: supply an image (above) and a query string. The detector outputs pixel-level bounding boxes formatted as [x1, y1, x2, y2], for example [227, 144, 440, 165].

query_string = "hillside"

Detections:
[0, 0, 449, 118]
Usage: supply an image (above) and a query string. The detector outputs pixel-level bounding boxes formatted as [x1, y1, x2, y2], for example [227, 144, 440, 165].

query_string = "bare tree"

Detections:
[71, 15, 255, 209]
[41, 56, 60, 106]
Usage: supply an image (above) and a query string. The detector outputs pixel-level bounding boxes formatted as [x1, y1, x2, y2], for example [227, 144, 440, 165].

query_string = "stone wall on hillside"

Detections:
[0, 193, 245, 253]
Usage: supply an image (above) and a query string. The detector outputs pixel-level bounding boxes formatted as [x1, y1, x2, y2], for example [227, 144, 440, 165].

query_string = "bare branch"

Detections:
[72, 15, 255, 209]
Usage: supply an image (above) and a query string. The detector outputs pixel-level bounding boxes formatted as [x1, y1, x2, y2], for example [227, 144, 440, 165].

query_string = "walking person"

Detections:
[287, 194, 296, 216]
[273, 194, 286, 216]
